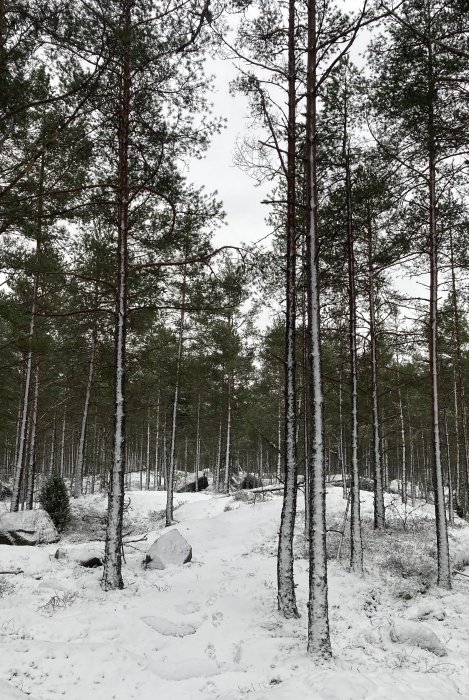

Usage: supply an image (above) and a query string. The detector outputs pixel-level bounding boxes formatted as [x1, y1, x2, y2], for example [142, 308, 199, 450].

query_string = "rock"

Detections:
[55, 546, 104, 567]
[144, 529, 192, 570]
[390, 620, 447, 656]
[177, 475, 209, 493]
[0, 509, 59, 545]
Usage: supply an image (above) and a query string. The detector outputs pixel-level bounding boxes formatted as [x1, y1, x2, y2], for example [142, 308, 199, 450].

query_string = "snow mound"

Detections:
[407, 602, 445, 621]
[390, 620, 447, 656]
[141, 615, 197, 637]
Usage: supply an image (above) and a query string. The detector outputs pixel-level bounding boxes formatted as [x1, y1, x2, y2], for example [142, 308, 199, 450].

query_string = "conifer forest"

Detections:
[1, 1, 469, 698]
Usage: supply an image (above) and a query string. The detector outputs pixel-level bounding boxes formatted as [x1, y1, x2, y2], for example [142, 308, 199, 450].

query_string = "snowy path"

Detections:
[0, 489, 469, 698]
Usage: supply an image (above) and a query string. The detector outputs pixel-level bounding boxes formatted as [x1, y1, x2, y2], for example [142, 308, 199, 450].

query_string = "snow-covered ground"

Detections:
[1, 486, 469, 699]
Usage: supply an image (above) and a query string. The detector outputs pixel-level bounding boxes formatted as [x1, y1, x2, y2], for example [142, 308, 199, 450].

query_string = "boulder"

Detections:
[55, 546, 103, 567]
[144, 529, 192, 570]
[177, 475, 208, 493]
[390, 620, 447, 656]
[0, 509, 59, 545]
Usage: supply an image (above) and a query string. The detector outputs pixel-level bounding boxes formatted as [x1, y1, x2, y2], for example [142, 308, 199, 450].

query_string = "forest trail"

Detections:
[1, 487, 469, 699]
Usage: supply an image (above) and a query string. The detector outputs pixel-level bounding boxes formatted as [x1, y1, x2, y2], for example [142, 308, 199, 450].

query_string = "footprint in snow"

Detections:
[212, 611, 223, 627]
[142, 616, 197, 637]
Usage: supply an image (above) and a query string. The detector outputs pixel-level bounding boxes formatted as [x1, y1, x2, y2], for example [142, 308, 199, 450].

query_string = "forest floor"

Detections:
[1, 484, 469, 699]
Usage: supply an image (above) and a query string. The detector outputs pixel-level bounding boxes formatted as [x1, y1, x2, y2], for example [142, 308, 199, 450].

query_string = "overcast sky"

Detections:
[186, 10, 427, 318]
[188, 55, 272, 251]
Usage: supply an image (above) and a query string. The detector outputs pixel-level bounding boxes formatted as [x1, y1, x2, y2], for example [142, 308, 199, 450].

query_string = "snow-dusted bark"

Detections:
[25, 364, 39, 510]
[449, 229, 469, 515]
[145, 412, 151, 491]
[11, 279, 37, 512]
[338, 372, 347, 500]
[367, 217, 384, 529]
[398, 391, 407, 505]
[167, 278, 186, 525]
[59, 410, 66, 477]
[154, 392, 160, 489]
[74, 330, 96, 498]
[428, 124, 451, 588]
[103, 1, 131, 591]
[215, 421, 222, 492]
[195, 394, 201, 492]
[345, 123, 363, 576]
[444, 411, 454, 525]
[305, 0, 331, 657]
[277, 0, 299, 620]
[277, 393, 282, 482]
[224, 375, 232, 492]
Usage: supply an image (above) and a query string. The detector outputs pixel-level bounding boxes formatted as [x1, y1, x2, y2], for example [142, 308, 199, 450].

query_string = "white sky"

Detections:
[186, 9, 436, 326]
[188, 55, 272, 251]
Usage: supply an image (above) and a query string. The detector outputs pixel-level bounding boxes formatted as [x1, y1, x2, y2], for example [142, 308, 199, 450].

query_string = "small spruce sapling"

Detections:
[39, 475, 71, 532]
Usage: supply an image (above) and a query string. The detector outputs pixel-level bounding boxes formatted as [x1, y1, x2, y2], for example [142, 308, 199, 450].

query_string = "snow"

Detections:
[0, 486, 469, 698]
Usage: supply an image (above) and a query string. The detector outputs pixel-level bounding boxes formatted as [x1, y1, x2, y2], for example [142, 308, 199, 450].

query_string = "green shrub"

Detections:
[39, 475, 71, 532]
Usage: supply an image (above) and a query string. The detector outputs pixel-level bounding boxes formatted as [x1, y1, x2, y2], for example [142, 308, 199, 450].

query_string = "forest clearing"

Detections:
[2, 0, 469, 697]
[1, 479, 469, 699]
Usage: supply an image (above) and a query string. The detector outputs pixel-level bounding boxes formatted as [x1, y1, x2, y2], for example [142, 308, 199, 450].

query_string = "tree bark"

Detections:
[367, 210, 385, 528]
[103, 0, 131, 591]
[305, 0, 332, 657]
[166, 268, 186, 524]
[428, 36, 451, 588]
[277, 0, 299, 620]
[74, 330, 96, 498]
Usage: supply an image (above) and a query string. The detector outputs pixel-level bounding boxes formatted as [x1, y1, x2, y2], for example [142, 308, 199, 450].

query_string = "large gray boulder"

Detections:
[0, 509, 59, 545]
[144, 529, 192, 570]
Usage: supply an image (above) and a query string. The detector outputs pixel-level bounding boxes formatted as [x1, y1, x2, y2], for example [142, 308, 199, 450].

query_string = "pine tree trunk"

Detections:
[74, 330, 96, 498]
[60, 410, 66, 477]
[224, 375, 232, 492]
[11, 280, 37, 512]
[166, 269, 186, 525]
[449, 229, 469, 516]
[399, 392, 407, 505]
[154, 392, 160, 489]
[367, 212, 385, 528]
[305, 0, 331, 657]
[427, 46, 451, 587]
[344, 109, 363, 575]
[444, 411, 454, 525]
[145, 410, 151, 490]
[196, 395, 202, 491]
[277, 0, 299, 620]
[103, 1, 131, 591]
[25, 363, 39, 510]
[215, 421, 222, 492]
